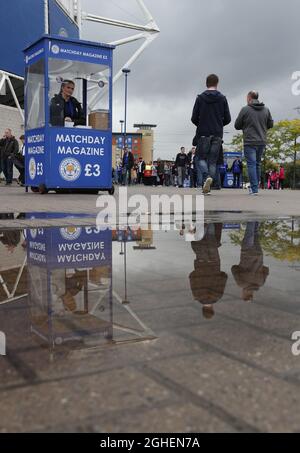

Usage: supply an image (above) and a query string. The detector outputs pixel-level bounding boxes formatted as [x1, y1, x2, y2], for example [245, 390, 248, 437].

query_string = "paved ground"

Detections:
[0, 184, 299, 227]
[1, 223, 300, 433]
[0, 184, 300, 433]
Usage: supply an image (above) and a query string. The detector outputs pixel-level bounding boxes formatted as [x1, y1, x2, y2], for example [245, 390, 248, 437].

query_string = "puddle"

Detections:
[0, 217, 300, 432]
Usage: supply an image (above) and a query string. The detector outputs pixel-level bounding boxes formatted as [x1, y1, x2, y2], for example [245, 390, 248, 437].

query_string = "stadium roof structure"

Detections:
[0, 0, 160, 118]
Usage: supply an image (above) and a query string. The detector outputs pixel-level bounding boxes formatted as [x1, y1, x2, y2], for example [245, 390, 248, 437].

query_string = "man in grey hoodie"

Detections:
[235, 91, 273, 195]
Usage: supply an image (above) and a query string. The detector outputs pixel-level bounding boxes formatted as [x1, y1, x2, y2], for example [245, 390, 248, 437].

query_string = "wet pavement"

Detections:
[0, 216, 300, 433]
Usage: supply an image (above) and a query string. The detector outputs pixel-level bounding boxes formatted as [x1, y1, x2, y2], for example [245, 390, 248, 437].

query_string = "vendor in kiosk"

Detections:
[50, 79, 86, 127]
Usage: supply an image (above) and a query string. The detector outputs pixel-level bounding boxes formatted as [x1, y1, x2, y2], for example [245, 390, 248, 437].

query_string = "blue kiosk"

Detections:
[24, 35, 115, 194]
[27, 226, 113, 349]
[222, 151, 243, 189]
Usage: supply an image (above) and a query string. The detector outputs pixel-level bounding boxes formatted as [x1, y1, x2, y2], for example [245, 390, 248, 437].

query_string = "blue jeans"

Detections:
[244, 145, 265, 193]
[198, 137, 222, 182]
[194, 156, 203, 187]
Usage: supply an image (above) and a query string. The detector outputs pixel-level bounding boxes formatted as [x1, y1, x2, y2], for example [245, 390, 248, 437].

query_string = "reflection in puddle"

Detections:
[0, 217, 300, 432]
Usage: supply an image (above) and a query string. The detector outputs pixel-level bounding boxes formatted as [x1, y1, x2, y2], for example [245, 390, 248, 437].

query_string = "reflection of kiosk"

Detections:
[24, 36, 114, 194]
[223, 151, 243, 189]
[27, 226, 113, 348]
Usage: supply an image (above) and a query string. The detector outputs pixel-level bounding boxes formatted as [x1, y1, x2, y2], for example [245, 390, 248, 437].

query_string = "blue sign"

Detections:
[48, 129, 112, 188]
[48, 39, 112, 64]
[27, 226, 112, 269]
[224, 152, 243, 159]
[26, 129, 46, 187]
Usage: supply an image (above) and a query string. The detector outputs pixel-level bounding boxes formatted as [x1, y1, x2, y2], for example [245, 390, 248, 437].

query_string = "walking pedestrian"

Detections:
[192, 74, 231, 194]
[122, 146, 134, 185]
[235, 91, 273, 195]
[175, 147, 188, 188]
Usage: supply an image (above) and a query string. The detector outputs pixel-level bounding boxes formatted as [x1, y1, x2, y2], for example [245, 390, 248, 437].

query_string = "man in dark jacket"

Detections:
[0, 129, 19, 185]
[175, 147, 188, 187]
[235, 91, 273, 195]
[50, 80, 86, 127]
[122, 147, 134, 185]
[191, 74, 231, 194]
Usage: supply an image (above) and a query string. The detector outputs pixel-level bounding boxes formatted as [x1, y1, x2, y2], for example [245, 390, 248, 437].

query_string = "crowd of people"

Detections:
[264, 167, 285, 190]
[114, 73, 275, 195]
[113, 149, 245, 189]
[0, 74, 281, 194]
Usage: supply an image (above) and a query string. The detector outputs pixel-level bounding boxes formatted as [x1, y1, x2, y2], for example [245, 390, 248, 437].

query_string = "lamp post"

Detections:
[122, 68, 131, 157]
[119, 120, 124, 162]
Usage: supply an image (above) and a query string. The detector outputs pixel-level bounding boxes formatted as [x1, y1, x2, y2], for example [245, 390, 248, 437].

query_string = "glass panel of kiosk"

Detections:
[48, 58, 111, 130]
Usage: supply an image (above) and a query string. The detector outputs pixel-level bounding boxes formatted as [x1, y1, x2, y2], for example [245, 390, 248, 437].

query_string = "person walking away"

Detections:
[230, 158, 243, 188]
[191, 74, 231, 194]
[175, 147, 188, 188]
[0, 128, 19, 185]
[122, 147, 134, 185]
[235, 91, 273, 195]
[137, 157, 145, 184]
[279, 165, 285, 190]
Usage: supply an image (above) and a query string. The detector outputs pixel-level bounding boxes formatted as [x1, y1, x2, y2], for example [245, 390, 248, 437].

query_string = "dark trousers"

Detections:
[233, 173, 241, 188]
[2, 156, 14, 183]
[190, 169, 197, 188]
[137, 172, 143, 184]
[14, 155, 25, 184]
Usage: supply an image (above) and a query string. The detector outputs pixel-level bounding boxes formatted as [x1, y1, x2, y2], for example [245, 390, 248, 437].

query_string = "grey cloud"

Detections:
[82, 0, 300, 158]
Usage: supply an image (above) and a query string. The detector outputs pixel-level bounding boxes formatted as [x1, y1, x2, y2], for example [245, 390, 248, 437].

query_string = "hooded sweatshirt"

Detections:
[191, 90, 231, 139]
[235, 100, 274, 146]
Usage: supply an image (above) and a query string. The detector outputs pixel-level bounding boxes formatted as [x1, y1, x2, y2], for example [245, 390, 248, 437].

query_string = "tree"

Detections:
[230, 221, 300, 263]
[273, 120, 300, 189]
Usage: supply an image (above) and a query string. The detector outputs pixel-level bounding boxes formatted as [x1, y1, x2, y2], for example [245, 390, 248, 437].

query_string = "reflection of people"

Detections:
[189, 223, 228, 319]
[0, 222, 21, 254]
[50, 80, 85, 127]
[231, 222, 269, 301]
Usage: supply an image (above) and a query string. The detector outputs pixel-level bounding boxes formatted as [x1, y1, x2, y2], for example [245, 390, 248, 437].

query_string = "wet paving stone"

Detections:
[0, 216, 300, 432]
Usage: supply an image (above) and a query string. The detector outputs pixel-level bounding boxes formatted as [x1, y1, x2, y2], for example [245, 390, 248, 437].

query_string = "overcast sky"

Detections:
[81, 0, 300, 160]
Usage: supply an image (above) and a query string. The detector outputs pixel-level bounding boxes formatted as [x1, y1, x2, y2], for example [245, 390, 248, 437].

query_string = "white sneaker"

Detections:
[203, 177, 213, 194]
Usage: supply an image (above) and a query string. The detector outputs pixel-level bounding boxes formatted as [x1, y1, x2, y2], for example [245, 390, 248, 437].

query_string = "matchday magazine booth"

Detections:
[24, 35, 115, 194]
